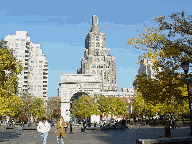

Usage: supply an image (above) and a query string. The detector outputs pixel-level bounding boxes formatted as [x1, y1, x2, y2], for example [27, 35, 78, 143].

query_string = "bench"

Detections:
[136, 137, 192, 144]
[5, 126, 15, 132]
[22, 126, 37, 130]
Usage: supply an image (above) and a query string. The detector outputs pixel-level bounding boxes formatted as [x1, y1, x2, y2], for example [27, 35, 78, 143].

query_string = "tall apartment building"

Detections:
[77, 15, 117, 92]
[4, 31, 48, 102]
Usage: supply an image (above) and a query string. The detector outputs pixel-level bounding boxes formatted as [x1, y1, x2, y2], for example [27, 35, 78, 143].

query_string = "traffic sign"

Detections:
[184, 77, 191, 83]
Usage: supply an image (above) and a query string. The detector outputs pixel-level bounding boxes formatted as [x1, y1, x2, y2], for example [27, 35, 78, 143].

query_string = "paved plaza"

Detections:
[0, 125, 190, 144]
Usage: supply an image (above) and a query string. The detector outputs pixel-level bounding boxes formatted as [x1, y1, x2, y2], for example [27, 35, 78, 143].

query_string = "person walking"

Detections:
[37, 117, 50, 144]
[64, 122, 67, 132]
[19, 121, 24, 131]
[94, 121, 96, 127]
[83, 119, 87, 133]
[56, 116, 66, 144]
[121, 118, 126, 130]
[100, 120, 103, 127]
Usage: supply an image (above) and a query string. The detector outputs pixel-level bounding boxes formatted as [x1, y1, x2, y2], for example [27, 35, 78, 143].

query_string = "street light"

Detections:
[181, 60, 192, 136]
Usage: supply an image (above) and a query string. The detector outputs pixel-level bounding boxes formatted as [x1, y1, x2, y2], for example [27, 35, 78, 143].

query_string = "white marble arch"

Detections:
[59, 74, 101, 122]
[60, 90, 99, 123]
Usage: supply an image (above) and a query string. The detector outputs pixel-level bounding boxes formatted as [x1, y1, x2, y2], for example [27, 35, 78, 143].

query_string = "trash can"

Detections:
[164, 126, 171, 137]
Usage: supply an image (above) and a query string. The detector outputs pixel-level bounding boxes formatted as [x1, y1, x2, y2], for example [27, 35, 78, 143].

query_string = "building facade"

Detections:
[78, 15, 117, 92]
[4, 31, 48, 102]
[58, 15, 135, 123]
[138, 58, 161, 79]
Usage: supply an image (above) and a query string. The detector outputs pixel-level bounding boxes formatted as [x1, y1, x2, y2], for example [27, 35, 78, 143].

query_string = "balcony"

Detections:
[43, 67, 48, 70]
[24, 65, 29, 68]
[43, 76, 47, 79]
[24, 73, 28, 76]
[43, 71, 48, 74]
[23, 82, 27, 85]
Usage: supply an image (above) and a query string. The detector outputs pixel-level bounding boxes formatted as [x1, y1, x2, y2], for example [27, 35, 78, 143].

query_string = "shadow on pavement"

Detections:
[90, 127, 191, 144]
[0, 132, 22, 143]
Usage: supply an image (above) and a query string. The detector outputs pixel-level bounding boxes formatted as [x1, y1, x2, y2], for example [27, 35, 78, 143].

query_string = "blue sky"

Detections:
[0, 0, 191, 97]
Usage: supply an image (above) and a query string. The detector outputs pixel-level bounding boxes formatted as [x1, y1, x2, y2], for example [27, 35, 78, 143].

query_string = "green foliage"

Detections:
[0, 94, 22, 116]
[72, 94, 127, 118]
[18, 93, 46, 121]
[0, 40, 23, 117]
[0, 40, 23, 96]
[96, 95, 127, 116]
[132, 90, 189, 118]
[127, 11, 192, 106]
[71, 95, 101, 118]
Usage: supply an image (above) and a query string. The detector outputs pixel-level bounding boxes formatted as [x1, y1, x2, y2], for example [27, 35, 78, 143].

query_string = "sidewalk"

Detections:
[0, 125, 191, 144]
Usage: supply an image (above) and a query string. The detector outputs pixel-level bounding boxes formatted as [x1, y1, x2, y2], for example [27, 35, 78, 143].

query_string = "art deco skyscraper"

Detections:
[78, 15, 117, 92]
[4, 31, 48, 101]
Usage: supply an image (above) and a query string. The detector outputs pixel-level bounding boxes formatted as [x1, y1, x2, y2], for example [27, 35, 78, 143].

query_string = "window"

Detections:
[96, 35, 99, 40]
[21, 43, 24, 46]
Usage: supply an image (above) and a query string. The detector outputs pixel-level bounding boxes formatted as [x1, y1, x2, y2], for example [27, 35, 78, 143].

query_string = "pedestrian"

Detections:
[29, 119, 32, 127]
[170, 119, 172, 129]
[37, 117, 50, 144]
[69, 120, 73, 134]
[100, 120, 103, 127]
[94, 121, 96, 127]
[64, 123, 67, 132]
[56, 116, 66, 144]
[154, 118, 157, 126]
[83, 119, 87, 133]
[172, 120, 175, 129]
[121, 118, 126, 130]
[12, 120, 15, 126]
[19, 121, 24, 131]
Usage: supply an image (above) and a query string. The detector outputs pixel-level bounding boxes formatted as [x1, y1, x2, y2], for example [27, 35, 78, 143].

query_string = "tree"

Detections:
[47, 97, 61, 120]
[127, 11, 192, 105]
[109, 96, 127, 116]
[96, 95, 127, 117]
[0, 94, 22, 117]
[18, 93, 46, 122]
[132, 89, 189, 119]
[71, 95, 101, 118]
[97, 95, 111, 116]
[0, 40, 23, 117]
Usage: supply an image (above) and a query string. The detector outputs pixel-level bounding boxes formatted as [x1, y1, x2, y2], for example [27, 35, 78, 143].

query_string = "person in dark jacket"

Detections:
[83, 119, 87, 133]
[121, 118, 126, 130]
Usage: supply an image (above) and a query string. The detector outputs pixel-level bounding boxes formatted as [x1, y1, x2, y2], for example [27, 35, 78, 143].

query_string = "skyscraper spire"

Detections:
[92, 15, 98, 25]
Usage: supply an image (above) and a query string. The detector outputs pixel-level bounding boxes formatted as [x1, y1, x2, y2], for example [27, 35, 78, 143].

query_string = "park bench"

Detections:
[22, 126, 37, 130]
[5, 126, 15, 132]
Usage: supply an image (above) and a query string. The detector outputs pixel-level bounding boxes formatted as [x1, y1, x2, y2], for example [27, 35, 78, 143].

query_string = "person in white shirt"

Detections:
[37, 117, 50, 144]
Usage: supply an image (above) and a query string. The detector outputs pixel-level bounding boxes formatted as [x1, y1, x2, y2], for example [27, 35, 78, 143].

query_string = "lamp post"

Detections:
[181, 60, 192, 136]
